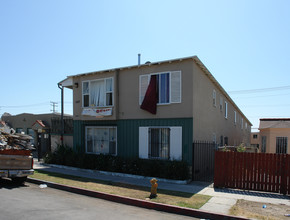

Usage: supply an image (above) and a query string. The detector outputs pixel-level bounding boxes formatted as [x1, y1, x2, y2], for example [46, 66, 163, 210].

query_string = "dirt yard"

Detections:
[230, 199, 290, 220]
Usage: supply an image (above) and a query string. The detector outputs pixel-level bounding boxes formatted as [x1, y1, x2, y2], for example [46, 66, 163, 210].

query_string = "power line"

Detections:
[230, 92, 290, 99]
[228, 85, 290, 94]
[239, 103, 290, 108]
[0, 102, 49, 108]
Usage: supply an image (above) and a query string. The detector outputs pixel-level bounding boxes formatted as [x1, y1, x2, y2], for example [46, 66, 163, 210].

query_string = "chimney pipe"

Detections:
[138, 53, 141, 66]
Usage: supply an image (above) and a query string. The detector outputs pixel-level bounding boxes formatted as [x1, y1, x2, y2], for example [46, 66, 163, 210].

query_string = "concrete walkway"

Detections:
[33, 160, 290, 216]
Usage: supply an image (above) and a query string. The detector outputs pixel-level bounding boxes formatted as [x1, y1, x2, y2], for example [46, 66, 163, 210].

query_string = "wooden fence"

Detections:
[192, 141, 217, 182]
[214, 151, 290, 195]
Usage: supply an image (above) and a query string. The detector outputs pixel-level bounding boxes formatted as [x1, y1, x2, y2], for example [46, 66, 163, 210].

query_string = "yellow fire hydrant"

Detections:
[150, 178, 158, 199]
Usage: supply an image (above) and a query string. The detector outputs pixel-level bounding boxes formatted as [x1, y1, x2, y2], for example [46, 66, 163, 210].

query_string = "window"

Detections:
[253, 134, 258, 139]
[213, 90, 216, 107]
[220, 135, 224, 146]
[27, 128, 35, 145]
[139, 71, 181, 105]
[16, 128, 23, 134]
[149, 128, 170, 159]
[224, 101, 228, 119]
[234, 111, 237, 124]
[276, 137, 288, 154]
[156, 73, 170, 104]
[82, 78, 113, 107]
[224, 137, 228, 145]
[139, 126, 182, 160]
[219, 97, 223, 111]
[86, 127, 117, 155]
[241, 118, 244, 129]
[261, 136, 266, 153]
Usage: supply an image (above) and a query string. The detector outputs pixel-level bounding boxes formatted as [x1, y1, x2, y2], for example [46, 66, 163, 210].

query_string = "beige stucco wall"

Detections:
[191, 62, 251, 145]
[259, 128, 290, 153]
[73, 60, 194, 120]
[118, 60, 193, 119]
[70, 58, 251, 145]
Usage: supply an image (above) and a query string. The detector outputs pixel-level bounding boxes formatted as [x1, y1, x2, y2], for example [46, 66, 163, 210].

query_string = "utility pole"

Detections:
[50, 101, 58, 113]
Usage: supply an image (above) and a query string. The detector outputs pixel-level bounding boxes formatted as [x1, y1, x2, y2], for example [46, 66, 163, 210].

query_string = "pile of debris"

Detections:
[0, 131, 35, 151]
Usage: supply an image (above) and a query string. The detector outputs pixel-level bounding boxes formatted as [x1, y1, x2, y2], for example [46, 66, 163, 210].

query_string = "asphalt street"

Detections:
[0, 179, 198, 220]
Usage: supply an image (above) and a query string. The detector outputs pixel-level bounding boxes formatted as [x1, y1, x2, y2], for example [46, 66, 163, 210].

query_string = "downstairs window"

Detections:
[86, 127, 117, 155]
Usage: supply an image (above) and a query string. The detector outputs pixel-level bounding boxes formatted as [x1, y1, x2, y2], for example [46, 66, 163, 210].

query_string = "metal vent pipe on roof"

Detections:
[138, 53, 141, 66]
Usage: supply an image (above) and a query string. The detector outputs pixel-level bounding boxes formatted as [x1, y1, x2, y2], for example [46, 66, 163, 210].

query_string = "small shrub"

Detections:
[44, 145, 190, 180]
[237, 143, 246, 152]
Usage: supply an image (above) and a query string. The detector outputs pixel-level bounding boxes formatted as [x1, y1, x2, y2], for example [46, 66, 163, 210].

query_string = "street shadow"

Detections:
[214, 187, 290, 200]
[0, 178, 29, 190]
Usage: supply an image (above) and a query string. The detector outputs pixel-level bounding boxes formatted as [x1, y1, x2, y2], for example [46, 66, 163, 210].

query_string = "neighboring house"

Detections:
[251, 132, 260, 149]
[1, 113, 73, 156]
[59, 55, 252, 165]
[259, 118, 290, 154]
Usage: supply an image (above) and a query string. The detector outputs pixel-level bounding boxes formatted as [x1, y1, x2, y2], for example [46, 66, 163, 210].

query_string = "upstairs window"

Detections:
[224, 101, 228, 119]
[82, 78, 113, 107]
[156, 73, 170, 104]
[213, 90, 216, 107]
[139, 71, 181, 105]
[219, 97, 223, 111]
[234, 111, 237, 124]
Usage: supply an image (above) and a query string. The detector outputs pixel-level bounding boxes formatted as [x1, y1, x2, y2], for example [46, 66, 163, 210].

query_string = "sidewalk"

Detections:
[32, 159, 290, 216]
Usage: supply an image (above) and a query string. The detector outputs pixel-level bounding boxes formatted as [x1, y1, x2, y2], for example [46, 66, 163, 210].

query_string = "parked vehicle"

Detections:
[0, 131, 34, 184]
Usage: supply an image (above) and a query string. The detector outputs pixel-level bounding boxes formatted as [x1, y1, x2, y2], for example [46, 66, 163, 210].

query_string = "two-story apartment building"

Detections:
[59, 56, 251, 165]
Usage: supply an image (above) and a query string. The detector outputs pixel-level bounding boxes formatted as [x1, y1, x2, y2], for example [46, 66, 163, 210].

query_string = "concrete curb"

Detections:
[27, 177, 247, 220]
[39, 162, 190, 184]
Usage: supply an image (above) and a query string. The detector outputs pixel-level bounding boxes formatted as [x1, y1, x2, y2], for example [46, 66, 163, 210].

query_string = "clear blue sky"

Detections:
[1, 0, 290, 131]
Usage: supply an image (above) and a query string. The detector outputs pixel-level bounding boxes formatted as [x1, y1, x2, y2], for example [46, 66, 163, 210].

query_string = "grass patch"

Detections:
[31, 170, 211, 209]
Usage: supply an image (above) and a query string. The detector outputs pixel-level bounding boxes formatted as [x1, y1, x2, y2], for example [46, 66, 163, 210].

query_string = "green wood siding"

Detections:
[73, 118, 193, 164]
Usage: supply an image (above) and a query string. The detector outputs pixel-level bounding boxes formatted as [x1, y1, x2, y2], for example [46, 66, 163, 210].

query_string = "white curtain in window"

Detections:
[90, 80, 105, 106]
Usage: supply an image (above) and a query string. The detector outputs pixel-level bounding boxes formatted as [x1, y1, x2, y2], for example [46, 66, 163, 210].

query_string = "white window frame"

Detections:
[139, 71, 181, 105]
[82, 77, 114, 108]
[219, 96, 223, 111]
[139, 126, 182, 161]
[224, 101, 228, 119]
[234, 111, 237, 124]
[213, 90, 216, 107]
[148, 127, 170, 159]
[241, 118, 244, 129]
[85, 126, 117, 156]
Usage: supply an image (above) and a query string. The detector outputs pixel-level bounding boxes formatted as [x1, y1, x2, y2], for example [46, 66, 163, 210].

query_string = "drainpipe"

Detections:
[116, 69, 120, 120]
[58, 83, 64, 146]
